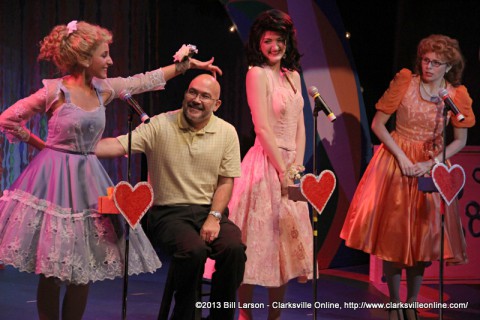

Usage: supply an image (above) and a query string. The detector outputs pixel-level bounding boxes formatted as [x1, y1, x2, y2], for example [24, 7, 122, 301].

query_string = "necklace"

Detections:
[420, 79, 444, 103]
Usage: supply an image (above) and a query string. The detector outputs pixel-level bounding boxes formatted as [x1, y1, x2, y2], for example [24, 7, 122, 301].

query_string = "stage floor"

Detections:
[1, 259, 479, 319]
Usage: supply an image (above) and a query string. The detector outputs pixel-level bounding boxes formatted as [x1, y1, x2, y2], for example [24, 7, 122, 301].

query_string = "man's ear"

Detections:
[213, 99, 222, 112]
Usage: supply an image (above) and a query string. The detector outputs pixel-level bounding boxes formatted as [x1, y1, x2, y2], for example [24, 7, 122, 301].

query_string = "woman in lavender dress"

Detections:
[0, 20, 220, 319]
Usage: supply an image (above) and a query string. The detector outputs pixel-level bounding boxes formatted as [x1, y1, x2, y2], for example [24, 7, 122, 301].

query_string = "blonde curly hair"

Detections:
[38, 21, 112, 74]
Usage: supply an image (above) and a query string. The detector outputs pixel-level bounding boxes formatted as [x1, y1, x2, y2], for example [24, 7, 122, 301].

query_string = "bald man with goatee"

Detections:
[96, 74, 246, 320]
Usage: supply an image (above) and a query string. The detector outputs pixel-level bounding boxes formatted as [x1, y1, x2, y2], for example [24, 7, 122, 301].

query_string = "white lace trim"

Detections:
[1, 102, 31, 142]
[144, 68, 166, 90]
[1, 126, 30, 143]
[1, 189, 101, 219]
[124, 68, 166, 93]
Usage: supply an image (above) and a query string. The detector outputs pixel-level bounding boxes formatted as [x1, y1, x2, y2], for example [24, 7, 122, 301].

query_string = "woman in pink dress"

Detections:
[340, 35, 475, 320]
[229, 9, 313, 320]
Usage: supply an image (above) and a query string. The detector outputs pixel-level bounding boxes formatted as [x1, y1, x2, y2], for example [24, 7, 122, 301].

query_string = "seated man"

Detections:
[96, 74, 246, 320]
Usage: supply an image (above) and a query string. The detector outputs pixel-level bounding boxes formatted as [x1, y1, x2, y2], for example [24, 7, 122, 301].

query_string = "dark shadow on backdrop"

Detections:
[0, 0, 253, 187]
[337, 0, 480, 146]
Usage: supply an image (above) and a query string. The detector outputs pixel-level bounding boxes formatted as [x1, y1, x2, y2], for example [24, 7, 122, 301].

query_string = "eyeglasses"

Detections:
[421, 57, 447, 68]
[185, 88, 217, 103]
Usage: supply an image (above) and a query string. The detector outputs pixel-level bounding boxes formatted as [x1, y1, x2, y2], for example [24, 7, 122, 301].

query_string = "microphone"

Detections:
[119, 90, 150, 124]
[308, 86, 336, 122]
[438, 89, 465, 122]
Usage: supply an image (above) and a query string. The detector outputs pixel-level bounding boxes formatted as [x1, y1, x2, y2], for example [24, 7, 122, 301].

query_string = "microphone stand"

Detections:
[438, 104, 448, 320]
[311, 104, 321, 320]
[418, 104, 448, 319]
[122, 109, 133, 320]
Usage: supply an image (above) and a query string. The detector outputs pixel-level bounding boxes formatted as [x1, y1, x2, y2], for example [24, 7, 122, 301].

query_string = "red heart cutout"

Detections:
[431, 163, 465, 206]
[113, 181, 154, 229]
[300, 171, 336, 214]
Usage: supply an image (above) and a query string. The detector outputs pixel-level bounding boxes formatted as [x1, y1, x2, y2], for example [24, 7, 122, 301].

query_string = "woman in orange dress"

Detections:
[340, 34, 475, 320]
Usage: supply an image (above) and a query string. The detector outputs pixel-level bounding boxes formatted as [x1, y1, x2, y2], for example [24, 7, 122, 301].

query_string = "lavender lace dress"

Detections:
[0, 76, 162, 284]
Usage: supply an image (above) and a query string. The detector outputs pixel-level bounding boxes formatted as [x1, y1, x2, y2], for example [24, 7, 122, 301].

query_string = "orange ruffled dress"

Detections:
[340, 69, 475, 266]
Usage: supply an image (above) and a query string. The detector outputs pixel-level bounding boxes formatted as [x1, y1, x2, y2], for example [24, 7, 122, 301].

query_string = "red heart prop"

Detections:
[300, 171, 336, 214]
[431, 163, 465, 206]
[113, 181, 154, 229]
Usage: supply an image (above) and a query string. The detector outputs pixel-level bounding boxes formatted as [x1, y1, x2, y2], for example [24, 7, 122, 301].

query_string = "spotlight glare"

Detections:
[345, 32, 351, 39]
[229, 25, 236, 32]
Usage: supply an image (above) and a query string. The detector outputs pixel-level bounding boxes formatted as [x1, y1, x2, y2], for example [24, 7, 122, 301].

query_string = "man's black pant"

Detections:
[148, 205, 246, 320]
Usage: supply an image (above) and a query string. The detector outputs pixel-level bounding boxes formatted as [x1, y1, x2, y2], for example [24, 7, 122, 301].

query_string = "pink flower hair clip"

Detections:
[67, 20, 78, 35]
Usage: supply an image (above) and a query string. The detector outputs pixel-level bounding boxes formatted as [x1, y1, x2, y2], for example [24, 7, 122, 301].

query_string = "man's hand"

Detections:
[200, 215, 220, 243]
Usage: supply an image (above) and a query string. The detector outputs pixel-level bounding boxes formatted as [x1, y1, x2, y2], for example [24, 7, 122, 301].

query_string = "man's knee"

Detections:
[219, 238, 247, 264]
[229, 240, 247, 257]
[190, 244, 210, 261]
[219, 223, 246, 257]
[175, 243, 209, 265]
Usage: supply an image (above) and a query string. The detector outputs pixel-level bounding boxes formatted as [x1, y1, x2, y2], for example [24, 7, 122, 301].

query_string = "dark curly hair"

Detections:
[246, 9, 301, 72]
[414, 34, 465, 86]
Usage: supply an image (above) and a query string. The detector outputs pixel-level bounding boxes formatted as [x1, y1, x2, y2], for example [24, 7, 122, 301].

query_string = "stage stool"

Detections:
[158, 258, 215, 320]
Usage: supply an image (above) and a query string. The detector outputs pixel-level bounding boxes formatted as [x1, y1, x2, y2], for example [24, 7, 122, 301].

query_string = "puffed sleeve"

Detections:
[450, 85, 475, 128]
[0, 87, 46, 142]
[96, 68, 167, 106]
[375, 68, 412, 114]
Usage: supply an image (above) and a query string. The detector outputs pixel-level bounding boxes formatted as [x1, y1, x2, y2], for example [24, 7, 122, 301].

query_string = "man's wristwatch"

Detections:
[208, 210, 222, 221]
